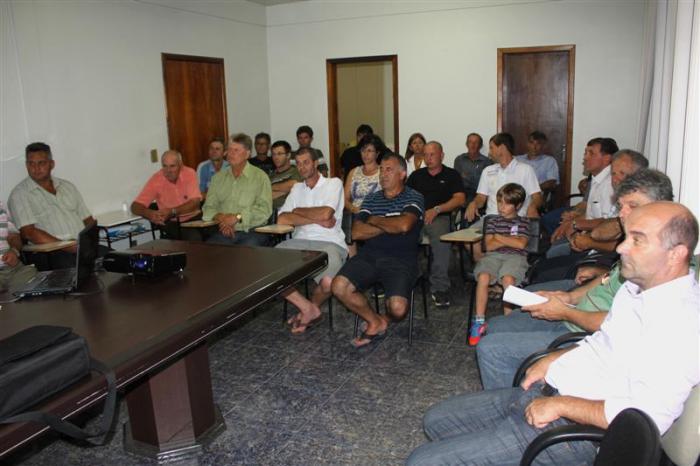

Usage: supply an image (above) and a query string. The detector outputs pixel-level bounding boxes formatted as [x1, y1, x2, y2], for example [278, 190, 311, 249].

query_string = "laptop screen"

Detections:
[73, 222, 99, 289]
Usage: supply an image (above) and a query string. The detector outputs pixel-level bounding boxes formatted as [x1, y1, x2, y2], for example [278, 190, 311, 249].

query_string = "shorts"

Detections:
[473, 252, 529, 285]
[337, 254, 418, 300]
[276, 238, 347, 283]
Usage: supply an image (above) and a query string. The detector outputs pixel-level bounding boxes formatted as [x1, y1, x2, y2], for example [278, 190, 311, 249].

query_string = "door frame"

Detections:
[326, 55, 399, 177]
[496, 45, 575, 197]
[161, 53, 229, 165]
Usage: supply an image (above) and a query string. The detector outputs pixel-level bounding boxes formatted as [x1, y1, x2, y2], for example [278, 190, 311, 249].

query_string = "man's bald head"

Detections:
[629, 202, 698, 263]
[161, 150, 183, 182]
[618, 202, 697, 289]
[161, 150, 182, 165]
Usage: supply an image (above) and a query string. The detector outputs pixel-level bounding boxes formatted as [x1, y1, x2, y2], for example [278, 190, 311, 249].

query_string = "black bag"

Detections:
[0, 325, 117, 444]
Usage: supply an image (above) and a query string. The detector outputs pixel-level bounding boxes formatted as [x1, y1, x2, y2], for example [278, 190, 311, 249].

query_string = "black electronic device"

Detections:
[14, 222, 99, 298]
[103, 249, 186, 277]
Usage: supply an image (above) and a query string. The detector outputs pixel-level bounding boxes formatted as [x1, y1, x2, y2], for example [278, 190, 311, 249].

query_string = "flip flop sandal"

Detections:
[291, 315, 323, 334]
[351, 330, 387, 348]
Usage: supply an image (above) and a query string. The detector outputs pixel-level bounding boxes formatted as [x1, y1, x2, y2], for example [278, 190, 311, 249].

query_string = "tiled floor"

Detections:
[10, 256, 497, 465]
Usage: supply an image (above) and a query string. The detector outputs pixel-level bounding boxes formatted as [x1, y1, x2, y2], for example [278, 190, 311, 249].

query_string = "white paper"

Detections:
[502, 285, 548, 307]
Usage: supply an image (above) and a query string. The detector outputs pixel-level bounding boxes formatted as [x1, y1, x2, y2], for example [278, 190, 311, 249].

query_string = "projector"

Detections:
[103, 249, 186, 277]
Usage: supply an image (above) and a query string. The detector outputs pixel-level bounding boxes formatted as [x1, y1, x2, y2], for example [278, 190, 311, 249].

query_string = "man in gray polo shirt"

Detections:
[8, 142, 95, 269]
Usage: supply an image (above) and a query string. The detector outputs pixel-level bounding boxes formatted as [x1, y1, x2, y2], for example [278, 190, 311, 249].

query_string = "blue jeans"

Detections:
[546, 238, 571, 258]
[477, 311, 570, 390]
[406, 385, 596, 465]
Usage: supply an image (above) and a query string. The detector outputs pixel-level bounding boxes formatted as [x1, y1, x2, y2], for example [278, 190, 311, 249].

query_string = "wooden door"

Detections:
[498, 45, 575, 204]
[162, 54, 228, 169]
[327, 55, 399, 178]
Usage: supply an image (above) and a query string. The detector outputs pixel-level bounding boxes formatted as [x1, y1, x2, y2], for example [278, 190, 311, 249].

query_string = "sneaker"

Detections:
[468, 320, 487, 346]
[431, 290, 451, 308]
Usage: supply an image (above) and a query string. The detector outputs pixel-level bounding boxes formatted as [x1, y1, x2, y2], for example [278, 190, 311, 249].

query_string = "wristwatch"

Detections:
[572, 219, 580, 232]
[434, 206, 442, 214]
[171, 208, 177, 218]
[235, 213, 242, 222]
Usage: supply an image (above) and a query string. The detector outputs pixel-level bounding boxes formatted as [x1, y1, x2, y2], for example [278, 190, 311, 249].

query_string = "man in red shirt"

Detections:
[131, 150, 202, 240]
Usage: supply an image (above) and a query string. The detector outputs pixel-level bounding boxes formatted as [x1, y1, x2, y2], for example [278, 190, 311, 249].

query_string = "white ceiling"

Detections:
[247, 0, 308, 6]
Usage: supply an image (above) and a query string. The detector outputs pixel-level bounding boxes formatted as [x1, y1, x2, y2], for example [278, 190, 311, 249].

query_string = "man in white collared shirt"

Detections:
[276, 147, 348, 334]
[407, 201, 699, 465]
[552, 137, 618, 241]
[466, 132, 542, 223]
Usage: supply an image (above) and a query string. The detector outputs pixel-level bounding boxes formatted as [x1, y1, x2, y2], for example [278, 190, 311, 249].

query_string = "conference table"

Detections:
[0, 240, 327, 462]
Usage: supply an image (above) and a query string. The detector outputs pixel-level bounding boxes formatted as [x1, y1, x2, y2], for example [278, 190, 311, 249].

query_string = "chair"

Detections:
[147, 202, 184, 240]
[511, 331, 589, 387]
[520, 408, 661, 466]
[515, 333, 700, 466]
[660, 384, 700, 466]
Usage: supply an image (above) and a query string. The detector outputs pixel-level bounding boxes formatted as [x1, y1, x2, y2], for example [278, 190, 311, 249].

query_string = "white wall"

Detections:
[266, 0, 647, 191]
[1, 0, 270, 215]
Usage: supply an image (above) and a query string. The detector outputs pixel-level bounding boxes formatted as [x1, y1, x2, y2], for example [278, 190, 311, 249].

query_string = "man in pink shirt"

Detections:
[131, 150, 202, 240]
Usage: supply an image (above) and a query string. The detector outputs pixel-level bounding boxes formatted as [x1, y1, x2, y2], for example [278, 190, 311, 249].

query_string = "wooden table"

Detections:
[0, 240, 327, 462]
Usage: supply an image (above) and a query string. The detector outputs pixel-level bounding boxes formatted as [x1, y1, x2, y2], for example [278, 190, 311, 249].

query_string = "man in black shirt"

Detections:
[407, 141, 466, 307]
[250, 132, 274, 175]
[339, 124, 373, 181]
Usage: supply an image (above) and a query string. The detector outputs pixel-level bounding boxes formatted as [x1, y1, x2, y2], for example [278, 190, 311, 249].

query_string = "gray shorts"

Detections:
[276, 238, 347, 283]
[473, 252, 529, 285]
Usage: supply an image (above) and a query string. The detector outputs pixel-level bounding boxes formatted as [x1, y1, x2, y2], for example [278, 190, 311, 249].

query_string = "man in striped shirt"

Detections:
[8, 142, 95, 270]
[0, 201, 36, 290]
[332, 153, 425, 348]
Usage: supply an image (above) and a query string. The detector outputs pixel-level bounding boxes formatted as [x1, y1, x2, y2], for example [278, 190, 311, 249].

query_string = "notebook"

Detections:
[14, 222, 99, 298]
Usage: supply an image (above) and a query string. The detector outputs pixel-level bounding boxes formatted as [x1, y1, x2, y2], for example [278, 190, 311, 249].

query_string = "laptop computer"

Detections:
[14, 222, 99, 298]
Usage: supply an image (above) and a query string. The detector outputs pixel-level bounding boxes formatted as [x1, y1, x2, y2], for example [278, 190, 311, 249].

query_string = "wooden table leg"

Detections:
[123, 341, 225, 462]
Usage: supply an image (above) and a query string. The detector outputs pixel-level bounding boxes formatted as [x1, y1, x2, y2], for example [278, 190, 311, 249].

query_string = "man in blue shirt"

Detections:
[332, 153, 425, 347]
[515, 130, 560, 196]
[196, 137, 229, 198]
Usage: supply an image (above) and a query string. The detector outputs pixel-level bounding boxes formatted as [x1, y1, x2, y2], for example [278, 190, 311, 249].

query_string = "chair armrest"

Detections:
[547, 332, 589, 349]
[520, 424, 604, 466]
[512, 347, 562, 388]
[512, 332, 590, 387]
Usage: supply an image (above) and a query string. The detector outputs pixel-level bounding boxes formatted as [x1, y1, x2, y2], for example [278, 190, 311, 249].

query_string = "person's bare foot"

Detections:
[352, 316, 389, 347]
[290, 306, 322, 334]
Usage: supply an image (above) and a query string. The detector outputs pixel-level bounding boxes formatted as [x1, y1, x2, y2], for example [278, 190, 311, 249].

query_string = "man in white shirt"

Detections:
[407, 201, 699, 466]
[465, 132, 542, 259]
[552, 137, 618, 242]
[276, 147, 348, 334]
[465, 132, 542, 223]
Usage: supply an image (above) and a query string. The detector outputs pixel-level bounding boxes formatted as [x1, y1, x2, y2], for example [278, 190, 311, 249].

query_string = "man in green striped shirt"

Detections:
[202, 133, 272, 246]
